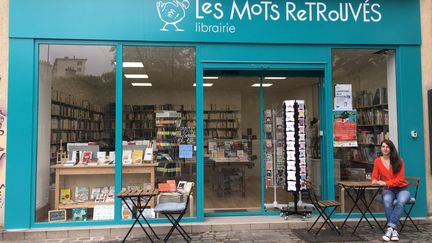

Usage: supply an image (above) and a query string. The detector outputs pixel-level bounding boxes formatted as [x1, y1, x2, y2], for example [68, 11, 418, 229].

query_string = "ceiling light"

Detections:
[251, 83, 273, 87]
[123, 62, 144, 68]
[114, 62, 144, 68]
[193, 83, 214, 87]
[203, 76, 219, 80]
[264, 77, 286, 80]
[125, 74, 149, 79]
[131, 82, 152, 87]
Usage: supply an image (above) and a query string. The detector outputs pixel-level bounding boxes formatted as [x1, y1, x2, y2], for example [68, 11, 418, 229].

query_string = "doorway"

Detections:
[201, 68, 324, 215]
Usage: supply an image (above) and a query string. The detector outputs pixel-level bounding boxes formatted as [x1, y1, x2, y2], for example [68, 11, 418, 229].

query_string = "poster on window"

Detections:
[333, 110, 358, 147]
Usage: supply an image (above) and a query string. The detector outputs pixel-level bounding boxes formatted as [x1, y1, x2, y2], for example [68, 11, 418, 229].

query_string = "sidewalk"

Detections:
[0, 218, 430, 242]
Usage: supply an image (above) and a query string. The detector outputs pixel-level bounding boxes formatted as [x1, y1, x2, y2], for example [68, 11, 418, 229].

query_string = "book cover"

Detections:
[93, 205, 114, 221]
[105, 187, 115, 203]
[71, 208, 87, 221]
[143, 147, 153, 162]
[183, 182, 193, 193]
[97, 152, 106, 163]
[74, 186, 89, 202]
[132, 150, 143, 164]
[82, 151, 92, 164]
[158, 183, 170, 192]
[122, 150, 132, 164]
[95, 193, 107, 203]
[122, 203, 133, 220]
[177, 181, 187, 192]
[108, 151, 115, 164]
[167, 180, 176, 192]
[60, 188, 71, 204]
[90, 187, 101, 200]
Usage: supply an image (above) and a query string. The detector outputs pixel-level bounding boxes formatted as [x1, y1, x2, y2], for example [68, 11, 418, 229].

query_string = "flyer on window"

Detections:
[333, 110, 358, 147]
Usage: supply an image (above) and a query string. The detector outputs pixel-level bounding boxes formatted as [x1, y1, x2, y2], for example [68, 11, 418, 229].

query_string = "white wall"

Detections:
[420, 0, 432, 215]
[0, 0, 9, 226]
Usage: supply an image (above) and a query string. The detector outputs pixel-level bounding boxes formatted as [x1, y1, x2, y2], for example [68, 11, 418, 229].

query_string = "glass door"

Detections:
[203, 73, 261, 213]
[202, 68, 323, 215]
[262, 75, 322, 214]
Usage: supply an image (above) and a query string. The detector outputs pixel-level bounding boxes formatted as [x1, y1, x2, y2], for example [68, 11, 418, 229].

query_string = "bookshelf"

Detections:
[104, 103, 156, 150]
[52, 163, 157, 215]
[182, 109, 239, 139]
[352, 88, 389, 165]
[155, 111, 182, 179]
[50, 95, 105, 185]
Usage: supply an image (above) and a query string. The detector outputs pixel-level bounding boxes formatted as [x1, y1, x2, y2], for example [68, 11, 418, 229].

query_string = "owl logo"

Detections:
[156, 0, 190, 32]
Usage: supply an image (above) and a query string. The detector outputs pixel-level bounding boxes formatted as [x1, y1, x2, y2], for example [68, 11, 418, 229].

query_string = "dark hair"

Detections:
[380, 139, 401, 173]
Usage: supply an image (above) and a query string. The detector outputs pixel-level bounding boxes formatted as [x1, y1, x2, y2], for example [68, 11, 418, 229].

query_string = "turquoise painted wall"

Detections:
[395, 46, 427, 217]
[10, 0, 420, 45]
[5, 39, 34, 229]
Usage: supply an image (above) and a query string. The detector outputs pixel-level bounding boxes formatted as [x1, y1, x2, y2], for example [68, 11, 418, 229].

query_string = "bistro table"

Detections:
[337, 181, 384, 235]
[117, 189, 159, 243]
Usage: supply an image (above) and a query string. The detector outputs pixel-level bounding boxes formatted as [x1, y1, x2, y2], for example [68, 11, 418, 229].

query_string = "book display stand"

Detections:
[281, 100, 313, 219]
[263, 106, 288, 212]
[155, 111, 182, 179]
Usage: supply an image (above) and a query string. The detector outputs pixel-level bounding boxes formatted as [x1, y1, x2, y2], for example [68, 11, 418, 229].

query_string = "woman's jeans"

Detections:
[382, 186, 410, 229]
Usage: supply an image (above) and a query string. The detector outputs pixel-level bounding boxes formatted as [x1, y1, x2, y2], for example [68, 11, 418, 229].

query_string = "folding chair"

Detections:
[154, 183, 194, 242]
[306, 181, 341, 236]
[397, 176, 421, 232]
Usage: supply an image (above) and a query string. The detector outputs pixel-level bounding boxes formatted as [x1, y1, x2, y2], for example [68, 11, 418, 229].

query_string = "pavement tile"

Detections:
[2, 221, 432, 242]
[3, 232, 25, 241]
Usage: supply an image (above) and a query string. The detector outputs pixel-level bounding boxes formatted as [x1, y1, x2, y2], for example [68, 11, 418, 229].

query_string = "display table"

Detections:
[52, 163, 158, 210]
[337, 181, 384, 235]
[206, 158, 254, 197]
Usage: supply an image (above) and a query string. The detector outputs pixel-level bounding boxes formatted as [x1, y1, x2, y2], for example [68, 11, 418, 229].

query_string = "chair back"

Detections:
[305, 180, 321, 208]
[405, 176, 420, 199]
[182, 182, 195, 213]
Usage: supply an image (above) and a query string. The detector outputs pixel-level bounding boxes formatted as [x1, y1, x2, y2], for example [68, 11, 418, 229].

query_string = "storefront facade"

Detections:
[5, 0, 426, 229]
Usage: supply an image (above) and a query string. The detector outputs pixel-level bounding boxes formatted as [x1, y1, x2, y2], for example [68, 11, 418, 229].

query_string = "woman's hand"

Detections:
[372, 180, 378, 185]
[377, 180, 387, 186]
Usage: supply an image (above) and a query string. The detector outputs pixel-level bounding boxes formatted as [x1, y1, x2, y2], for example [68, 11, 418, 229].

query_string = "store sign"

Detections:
[10, 0, 420, 45]
[156, 0, 382, 34]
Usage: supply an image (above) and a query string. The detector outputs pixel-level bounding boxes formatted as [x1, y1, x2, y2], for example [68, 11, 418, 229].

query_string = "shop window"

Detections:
[122, 46, 196, 219]
[36, 44, 116, 222]
[332, 49, 397, 213]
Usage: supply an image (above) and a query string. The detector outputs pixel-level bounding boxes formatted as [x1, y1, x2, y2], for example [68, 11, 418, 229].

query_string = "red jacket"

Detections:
[371, 157, 409, 188]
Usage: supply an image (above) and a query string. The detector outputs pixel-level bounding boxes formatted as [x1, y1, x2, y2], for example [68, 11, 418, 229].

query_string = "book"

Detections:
[183, 182, 193, 194]
[70, 150, 78, 163]
[74, 186, 89, 202]
[105, 186, 115, 203]
[95, 193, 107, 203]
[177, 181, 187, 192]
[97, 152, 106, 163]
[108, 151, 115, 164]
[158, 183, 170, 192]
[90, 187, 101, 200]
[122, 203, 133, 220]
[71, 208, 87, 221]
[167, 180, 176, 192]
[82, 151, 92, 164]
[60, 188, 71, 204]
[122, 150, 132, 164]
[132, 150, 143, 164]
[93, 205, 114, 221]
[143, 147, 153, 162]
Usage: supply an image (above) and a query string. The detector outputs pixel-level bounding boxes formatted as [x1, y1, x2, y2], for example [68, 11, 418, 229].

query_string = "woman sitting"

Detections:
[371, 139, 410, 242]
